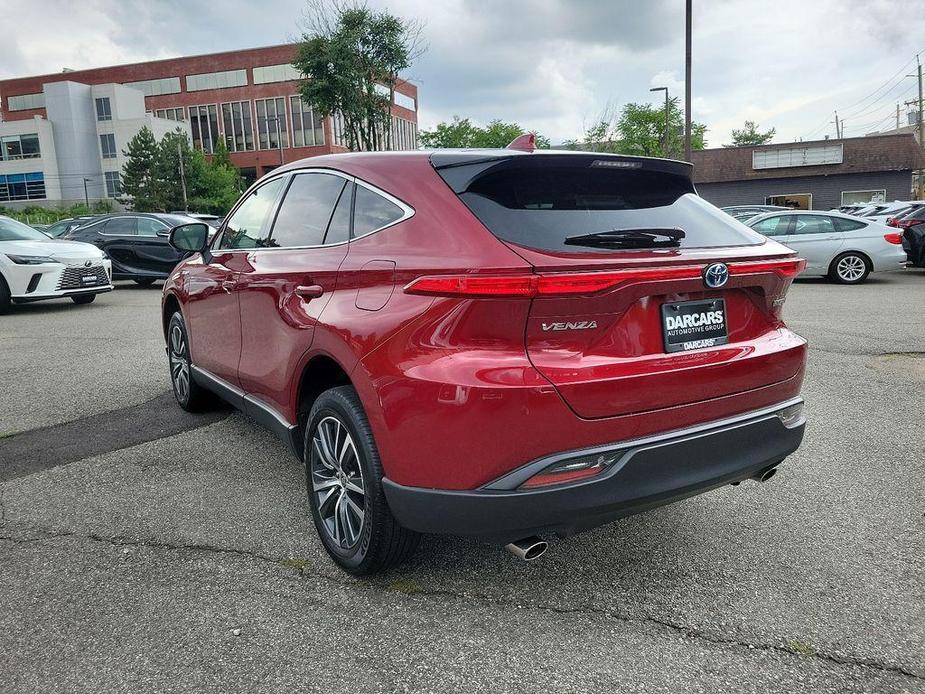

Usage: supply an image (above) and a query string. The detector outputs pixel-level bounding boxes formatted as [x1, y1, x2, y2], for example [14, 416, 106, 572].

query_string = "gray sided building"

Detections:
[690, 134, 925, 210]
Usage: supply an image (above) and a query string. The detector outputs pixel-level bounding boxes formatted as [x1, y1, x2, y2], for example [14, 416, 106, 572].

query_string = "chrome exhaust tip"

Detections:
[752, 466, 778, 483]
[504, 536, 548, 561]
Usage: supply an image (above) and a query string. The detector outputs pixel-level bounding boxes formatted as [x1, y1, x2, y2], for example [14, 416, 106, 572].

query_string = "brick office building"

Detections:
[0, 44, 419, 192]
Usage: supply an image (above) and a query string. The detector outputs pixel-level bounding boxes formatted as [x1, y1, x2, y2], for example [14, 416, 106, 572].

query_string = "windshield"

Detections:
[0, 216, 52, 242]
[436, 157, 764, 253]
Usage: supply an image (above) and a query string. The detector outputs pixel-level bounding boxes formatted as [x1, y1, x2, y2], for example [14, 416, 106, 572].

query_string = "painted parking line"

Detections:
[0, 392, 230, 482]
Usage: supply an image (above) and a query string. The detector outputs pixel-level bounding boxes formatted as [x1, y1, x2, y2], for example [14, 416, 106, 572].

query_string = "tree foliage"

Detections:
[121, 128, 242, 214]
[564, 99, 707, 158]
[419, 116, 551, 149]
[293, 1, 424, 151]
[727, 120, 776, 147]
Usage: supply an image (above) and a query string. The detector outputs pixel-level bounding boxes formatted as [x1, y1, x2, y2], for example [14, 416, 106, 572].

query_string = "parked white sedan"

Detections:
[746, 210, 907, 284]
[0, 215, 112, 313]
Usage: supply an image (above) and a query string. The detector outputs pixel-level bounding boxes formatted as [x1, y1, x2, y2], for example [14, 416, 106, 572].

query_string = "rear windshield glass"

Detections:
[436, 156, 763, 252]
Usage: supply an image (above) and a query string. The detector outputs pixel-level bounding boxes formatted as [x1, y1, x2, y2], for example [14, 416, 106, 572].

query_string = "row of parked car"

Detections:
[720, 202, 924, 284]
[0, 211, 222, 313]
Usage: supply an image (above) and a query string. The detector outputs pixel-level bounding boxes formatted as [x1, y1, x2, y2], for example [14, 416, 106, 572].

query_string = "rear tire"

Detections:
[305, 386, 420, 575]
[828, 252, 870, 284]
[134, 278, 157, 287]
[0, 275, 10, 314]
[71, 294, 96, 305]
[166, 311, 214, 412]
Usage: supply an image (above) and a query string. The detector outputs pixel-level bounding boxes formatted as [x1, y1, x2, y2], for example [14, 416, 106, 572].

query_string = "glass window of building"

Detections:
[1, 134, 41, 160]
[105, 172, 122, 198]
[155, 107, 185, 121]
[190, 104, 220, 154]
[221, 101, 255, 152]
[186, 69, 248, 92]
[100, 134, 117, 159]
[95, 97, 112, 121]
[290, 96, 324, 147]
[0, 172, 46, 202]
[255, 97, 289, 150]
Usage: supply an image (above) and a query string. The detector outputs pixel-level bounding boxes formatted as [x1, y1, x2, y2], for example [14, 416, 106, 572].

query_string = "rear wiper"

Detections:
[564, 227, 686, 249]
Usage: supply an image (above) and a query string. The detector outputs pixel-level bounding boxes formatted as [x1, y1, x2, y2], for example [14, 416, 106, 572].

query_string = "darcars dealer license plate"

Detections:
[661, 299, 728, 353]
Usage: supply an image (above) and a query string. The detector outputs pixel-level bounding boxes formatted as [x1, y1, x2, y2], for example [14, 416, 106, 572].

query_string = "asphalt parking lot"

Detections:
[1, 272, 923, 693]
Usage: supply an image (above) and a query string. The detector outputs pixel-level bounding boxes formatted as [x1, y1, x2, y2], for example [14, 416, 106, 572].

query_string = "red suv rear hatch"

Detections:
[431, 152, 806, 419]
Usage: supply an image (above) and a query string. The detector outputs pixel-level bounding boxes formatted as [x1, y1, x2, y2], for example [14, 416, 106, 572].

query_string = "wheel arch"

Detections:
[162, 291, 182, 338]
[829, 248, 873, 272]
[295, 353, 354, 435]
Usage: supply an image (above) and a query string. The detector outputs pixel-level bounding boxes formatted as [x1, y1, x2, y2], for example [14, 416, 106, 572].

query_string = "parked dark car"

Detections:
[65, 213, 201, 285]
[42, 216, 98, 238]
[902, 224, 925, 267]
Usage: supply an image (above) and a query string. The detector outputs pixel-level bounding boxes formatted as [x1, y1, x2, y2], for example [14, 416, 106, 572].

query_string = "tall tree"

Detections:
[120, 126, 161, 210]
[574, 99, 706, 158]
[293, 1, 424, 152]
[420, 116, 550, 149]
[727, 120, 776, 147]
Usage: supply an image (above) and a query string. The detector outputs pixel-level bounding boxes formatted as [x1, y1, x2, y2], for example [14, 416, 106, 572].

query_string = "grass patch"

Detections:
[0, 432, 16, 440]
[384, 578, 421, 594]
[787, 639, 817, 656]
[280, 558, 308, 571]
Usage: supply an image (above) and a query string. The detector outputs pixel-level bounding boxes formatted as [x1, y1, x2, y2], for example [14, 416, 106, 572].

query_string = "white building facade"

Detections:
[0, 80, 189, 209]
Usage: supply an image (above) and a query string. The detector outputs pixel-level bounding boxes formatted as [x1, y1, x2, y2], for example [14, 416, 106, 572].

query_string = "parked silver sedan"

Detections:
[746, 210, 907, 284]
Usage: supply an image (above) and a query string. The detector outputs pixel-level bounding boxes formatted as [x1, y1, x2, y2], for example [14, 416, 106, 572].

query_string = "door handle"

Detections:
[296, 284, 324, 299]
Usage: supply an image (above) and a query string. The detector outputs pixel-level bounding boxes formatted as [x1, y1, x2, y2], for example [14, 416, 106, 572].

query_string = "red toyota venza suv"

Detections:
[162, 142, 808, 574]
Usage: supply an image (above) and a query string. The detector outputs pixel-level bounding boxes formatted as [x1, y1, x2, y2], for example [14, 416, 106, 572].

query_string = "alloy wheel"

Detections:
[836, 255, 866, 282]
[169, 324, 190, 401]
[311, 415, 366, 549]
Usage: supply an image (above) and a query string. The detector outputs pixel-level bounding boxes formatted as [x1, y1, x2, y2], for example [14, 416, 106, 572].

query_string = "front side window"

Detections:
[269, 173, 346, 248]
[95, 97, 112, 121]
[137, 217, 167, 236]
[219, 177, 286, 249]
[100, 134, 117, 159]
[353, 184, 406, 236]
[793, 215, 836, 235]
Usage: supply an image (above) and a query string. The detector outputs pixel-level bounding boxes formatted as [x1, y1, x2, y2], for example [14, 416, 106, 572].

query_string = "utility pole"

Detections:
[918, 55, 924, 198]
[82, 177, 90, 207]
[834, 111, 841, 139]
[684, 0, 692, 161]
[177, 140, 188, 212]
[897, 103, 901, 130]
[650, 87, 670, 157]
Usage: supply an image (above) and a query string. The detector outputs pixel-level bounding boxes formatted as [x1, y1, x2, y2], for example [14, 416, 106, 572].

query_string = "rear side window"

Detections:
[325, 182, 353, 245]
[270, 173, 346, 248]
[353, 184, 405, 236]
[103, 217, 137, 235]
[435, 156, 763, 252]
[792, 215, 836, 235]
[833, 217, 867, 232]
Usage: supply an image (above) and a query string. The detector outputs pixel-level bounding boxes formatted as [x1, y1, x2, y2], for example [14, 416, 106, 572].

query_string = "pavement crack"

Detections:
[2, 525, 922, 683]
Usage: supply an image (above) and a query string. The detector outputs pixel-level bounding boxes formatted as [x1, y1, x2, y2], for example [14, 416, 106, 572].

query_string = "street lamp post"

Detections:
[83, 178, 91, 207]
[650, 87, 670, 157]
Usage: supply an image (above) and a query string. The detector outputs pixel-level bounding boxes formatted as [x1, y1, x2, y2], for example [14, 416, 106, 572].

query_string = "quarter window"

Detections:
[95, 97, 112, 121]
[325, 183, 353, 245]
[833, 217, 867, 232]
[219, 177, 286, 249]
[353, 185, 405, 236]
[269, 173, 346, 247]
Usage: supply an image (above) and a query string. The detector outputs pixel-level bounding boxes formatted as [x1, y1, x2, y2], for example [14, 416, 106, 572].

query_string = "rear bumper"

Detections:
[382, 398, 805, 543]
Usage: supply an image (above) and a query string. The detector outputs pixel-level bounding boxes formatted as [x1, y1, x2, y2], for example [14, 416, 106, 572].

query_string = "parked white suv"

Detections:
[0, 215, 112, 313]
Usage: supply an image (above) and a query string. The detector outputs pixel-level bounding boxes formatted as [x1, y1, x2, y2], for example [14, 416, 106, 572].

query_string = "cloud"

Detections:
[2, 0, 923, 147]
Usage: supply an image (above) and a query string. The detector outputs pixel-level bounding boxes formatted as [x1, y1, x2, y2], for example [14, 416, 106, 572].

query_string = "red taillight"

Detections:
[896, 219, 918, 229]
[404, 258, 805, 299]
[520, 451, 621, 489]
[727, 258, 806, 278]
[884, 232, 904, 245]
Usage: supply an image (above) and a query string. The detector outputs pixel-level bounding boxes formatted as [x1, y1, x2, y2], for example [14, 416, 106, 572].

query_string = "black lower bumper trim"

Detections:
[382, 404, 805, 543]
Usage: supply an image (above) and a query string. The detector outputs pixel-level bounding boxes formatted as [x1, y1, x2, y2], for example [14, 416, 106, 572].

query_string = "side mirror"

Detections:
[168, 223, 210, 254]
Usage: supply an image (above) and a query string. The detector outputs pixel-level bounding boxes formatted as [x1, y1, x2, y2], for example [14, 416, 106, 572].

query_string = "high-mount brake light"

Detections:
[404, 258, 806, 299]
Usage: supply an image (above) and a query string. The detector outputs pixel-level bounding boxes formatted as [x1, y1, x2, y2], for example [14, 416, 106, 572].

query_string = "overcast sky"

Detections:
[2, 0, 924, 147]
